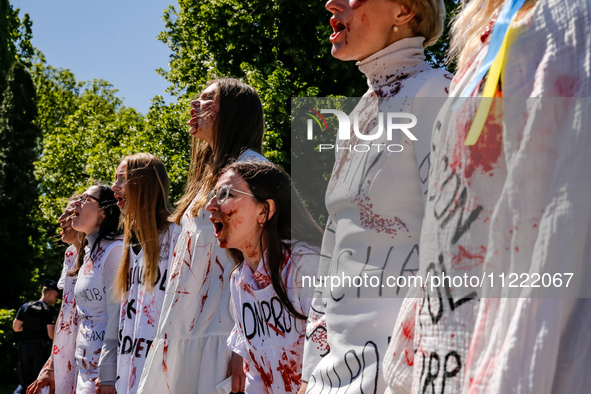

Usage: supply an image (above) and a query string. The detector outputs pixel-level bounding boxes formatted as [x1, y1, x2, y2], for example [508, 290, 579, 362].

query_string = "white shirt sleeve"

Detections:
[98, 243, 123, 385]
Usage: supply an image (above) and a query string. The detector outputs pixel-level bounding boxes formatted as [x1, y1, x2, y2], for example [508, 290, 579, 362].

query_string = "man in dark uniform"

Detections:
[12, 280, 58, 394]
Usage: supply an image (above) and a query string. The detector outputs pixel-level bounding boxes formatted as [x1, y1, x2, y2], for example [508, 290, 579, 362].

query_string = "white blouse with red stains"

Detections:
[73, 232, 123, 393]
[137, 149, 267, 394]
[385, 1, 591, 393]
[228, 241, 319, 394]
[116, 224, 181, 394]
[50, 244, 79, 394]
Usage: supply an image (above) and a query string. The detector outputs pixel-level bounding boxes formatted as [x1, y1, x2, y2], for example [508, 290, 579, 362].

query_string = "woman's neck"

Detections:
[243, 247, 263, 272]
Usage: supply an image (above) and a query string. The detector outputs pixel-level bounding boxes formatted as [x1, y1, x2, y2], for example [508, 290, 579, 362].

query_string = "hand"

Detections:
[297, 381, 308, 394]
[227, 351, 246, 393]
[26, 369, 54, 394]
[98, 385, 115, 394]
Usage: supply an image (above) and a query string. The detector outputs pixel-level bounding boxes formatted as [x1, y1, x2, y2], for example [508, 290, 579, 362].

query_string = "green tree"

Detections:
[30, 57, 192, 285]
[156, 0, 460, 171]
[0, 62, 40, 308]
[157, 0, 368, 170]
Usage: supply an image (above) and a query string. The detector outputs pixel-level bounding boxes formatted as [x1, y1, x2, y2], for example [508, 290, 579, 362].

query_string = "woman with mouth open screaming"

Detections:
[138, 79, 266, 394]
[110, 153, 181, 394]
[206, 160, 322, 394]
[68, 184, 122, 394]
[301, 0, 452, 392]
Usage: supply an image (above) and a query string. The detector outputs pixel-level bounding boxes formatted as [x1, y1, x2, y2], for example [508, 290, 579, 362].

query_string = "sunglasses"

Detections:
[77, 194, 101, 205]
[208, 185, 254, 205]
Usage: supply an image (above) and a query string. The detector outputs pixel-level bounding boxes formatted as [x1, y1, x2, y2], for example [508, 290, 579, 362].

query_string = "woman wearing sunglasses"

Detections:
[110, 153, 181, 394]
[206, 160, 322, 393]
[138, 79, 266, 394]
[69, 184, 122, 394]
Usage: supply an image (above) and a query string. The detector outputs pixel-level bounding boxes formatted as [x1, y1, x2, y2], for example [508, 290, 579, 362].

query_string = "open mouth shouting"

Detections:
[187, 107, 202, 135]
[114, 193, 126, 210]
[210, 217, 225, 239]
[330, 17, 347, 43]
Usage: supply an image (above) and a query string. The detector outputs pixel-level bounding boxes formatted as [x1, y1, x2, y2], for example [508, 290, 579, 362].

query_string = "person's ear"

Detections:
[266, 199, 276, 221]
[393, 3, 415, 26]
[259, 199, 276, 225]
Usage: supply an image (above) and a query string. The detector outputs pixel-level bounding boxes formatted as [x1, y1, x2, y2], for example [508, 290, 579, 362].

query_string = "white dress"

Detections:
[302, 37, 450, 393]
[138, 149, 267, 394]
[228, 242, 319, 393]
[74, 233, 123, 393]
[116, 224, 181, 394]
[384, 0, 591, 393]
[49, 245, 79, 394]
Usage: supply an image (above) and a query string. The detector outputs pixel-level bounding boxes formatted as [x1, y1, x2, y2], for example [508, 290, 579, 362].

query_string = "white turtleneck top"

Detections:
[302, 37, 450, 394]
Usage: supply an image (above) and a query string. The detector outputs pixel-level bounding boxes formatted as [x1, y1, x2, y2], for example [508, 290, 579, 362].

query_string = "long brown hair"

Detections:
[170, 78, 265, 224]
[69, 183, 121, 276]
[222, 160, 323, 320]
[114, 153, 172, 297]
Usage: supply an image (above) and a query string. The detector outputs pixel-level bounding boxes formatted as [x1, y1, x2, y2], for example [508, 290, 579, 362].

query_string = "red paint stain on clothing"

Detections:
[242, 282, 256, 297]
[215, 257, 225, 283]
[401, 320, 414, 341]
[311, 329, 329, 353]
[451, 245, 487, 270]
[555, 75, 579, 96]
[248, 349, 274, 387]
[130, 366, 136, 390]
[143, 303, 156, 325]
[254, 270, 272, 289]
[267, 323, 286, 337]
[202, 258, 211, 288]
[201, 293, 209, 312]
[163, 333, 170, 391]
[276, 352, 302, 392]
[404, 348, 414, 366]
[450, 98, 503, 179]
[189, 318, 195, 332]
[354, 195, 409, 235]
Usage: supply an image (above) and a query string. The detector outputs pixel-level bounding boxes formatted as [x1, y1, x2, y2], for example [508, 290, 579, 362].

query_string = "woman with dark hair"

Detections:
[69, 184, 122, 393]
[138, 78, 266, 394]
[110, 153, 180, 394]
[206, 160, 322, 393]
[27, 196, 82, 394]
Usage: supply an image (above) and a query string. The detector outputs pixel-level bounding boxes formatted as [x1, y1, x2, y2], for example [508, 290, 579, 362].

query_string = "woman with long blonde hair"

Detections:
[138, 78, 266, 394]
[110, 153, 180, 394]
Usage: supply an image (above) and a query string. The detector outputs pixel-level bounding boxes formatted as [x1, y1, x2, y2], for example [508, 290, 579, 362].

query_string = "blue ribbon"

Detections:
[451, 0, 527, 110]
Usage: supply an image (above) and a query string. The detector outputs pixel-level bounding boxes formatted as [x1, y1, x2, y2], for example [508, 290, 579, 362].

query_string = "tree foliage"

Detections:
[0, 62, 40, 308]
[155, 0, 460, 184]
[30, 57, 191, 287]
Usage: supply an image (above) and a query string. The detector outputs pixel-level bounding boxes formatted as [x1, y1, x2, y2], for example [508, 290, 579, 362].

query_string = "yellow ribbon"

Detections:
[464, 19, 519, 146]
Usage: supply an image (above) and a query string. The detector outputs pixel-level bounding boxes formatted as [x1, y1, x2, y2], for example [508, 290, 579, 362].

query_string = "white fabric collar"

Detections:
[357, 37, 429, 91]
